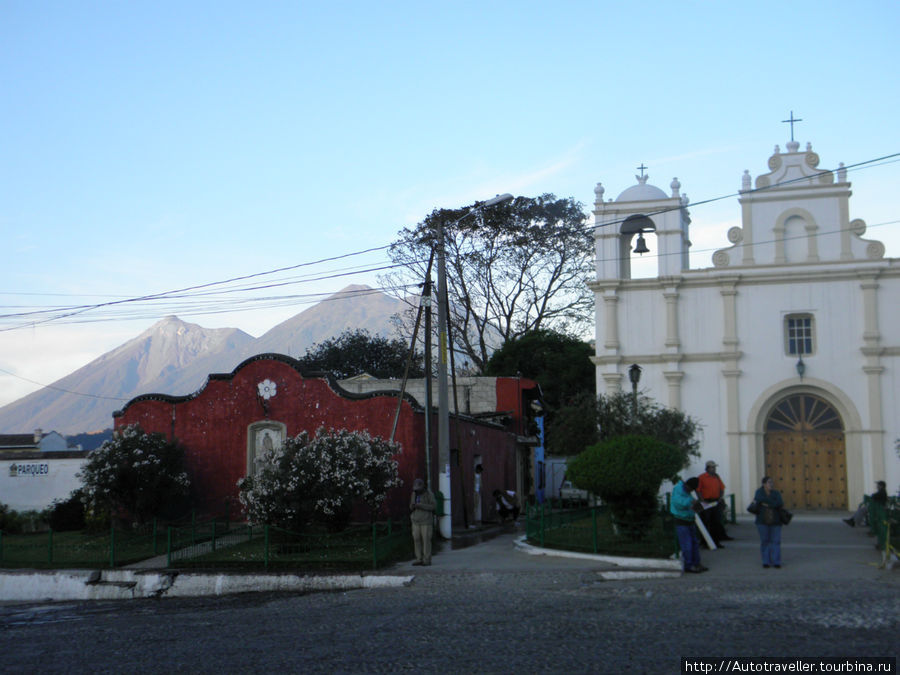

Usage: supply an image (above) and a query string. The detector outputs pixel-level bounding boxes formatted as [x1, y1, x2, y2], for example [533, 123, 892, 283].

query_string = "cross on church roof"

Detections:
[636, 163, 647, 178]
[781, 110, 803, 142]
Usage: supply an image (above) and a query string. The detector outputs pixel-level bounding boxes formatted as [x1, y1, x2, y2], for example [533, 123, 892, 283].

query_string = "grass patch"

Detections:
[0, 529, 162, 569]
[526, 506, 678, 559]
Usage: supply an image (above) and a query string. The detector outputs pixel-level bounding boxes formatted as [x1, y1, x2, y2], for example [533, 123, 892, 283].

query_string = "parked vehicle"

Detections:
[559, 480, 591, 507]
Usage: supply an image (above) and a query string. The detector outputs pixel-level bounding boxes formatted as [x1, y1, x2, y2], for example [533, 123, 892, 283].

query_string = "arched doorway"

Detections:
[763, 393, 847, 509]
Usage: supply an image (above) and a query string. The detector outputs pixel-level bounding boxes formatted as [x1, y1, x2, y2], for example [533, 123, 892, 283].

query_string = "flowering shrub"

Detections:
[78, 424, 191, 524]
[238, 427, 402, 531]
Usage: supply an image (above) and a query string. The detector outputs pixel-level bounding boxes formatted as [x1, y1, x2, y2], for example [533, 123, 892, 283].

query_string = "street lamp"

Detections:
[436, 193, 513, 539]
[628, 363, 642, 422]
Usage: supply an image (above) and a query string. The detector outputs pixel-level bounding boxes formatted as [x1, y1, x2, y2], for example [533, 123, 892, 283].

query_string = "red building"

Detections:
[113, 353, 539, 527]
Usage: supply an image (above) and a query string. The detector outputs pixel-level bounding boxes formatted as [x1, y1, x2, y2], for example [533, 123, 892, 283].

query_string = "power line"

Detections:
[2, 151, 897, 332]
[0, 253, 407, 330]
[0, 366, 130, 402]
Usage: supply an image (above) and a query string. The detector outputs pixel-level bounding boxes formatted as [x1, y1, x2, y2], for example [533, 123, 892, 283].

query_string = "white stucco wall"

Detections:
[2, 456, 87, 512]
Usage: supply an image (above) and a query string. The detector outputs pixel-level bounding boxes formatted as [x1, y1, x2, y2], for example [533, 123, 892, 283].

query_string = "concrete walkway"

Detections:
[395, 511, 897, 583]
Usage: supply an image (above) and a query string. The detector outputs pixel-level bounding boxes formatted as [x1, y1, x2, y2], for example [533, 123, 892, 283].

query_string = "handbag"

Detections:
[747, 500, 759, 515]
[779, 508, 793, 525]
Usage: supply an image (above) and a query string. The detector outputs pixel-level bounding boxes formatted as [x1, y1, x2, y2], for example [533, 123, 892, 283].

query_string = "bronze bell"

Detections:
[633, 232, 650, 255]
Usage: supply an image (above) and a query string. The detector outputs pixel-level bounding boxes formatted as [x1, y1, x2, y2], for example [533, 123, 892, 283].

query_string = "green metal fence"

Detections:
[167, 519, 413, 570]
[525, 502, 678, 559]
[866, 496, 900, 566]
[1, 517, 413, 571]
[0, 523, 162, 569]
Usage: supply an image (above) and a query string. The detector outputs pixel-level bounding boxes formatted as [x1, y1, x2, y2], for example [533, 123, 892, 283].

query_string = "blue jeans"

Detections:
[756, 524, 782, 566]
[676, 523, 700, 570]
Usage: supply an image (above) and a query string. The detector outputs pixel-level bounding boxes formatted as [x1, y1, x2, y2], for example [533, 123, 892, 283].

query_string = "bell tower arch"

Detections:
[593, 173, 691, 280]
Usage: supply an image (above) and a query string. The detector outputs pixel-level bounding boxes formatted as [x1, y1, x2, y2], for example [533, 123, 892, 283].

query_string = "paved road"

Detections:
[0, 514, 897, 674]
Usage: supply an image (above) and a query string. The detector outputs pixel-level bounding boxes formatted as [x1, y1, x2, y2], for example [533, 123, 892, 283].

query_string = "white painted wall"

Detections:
[1, 456, 86, 512]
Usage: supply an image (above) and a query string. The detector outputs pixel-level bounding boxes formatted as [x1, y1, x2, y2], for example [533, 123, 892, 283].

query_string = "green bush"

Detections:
[567, 435, 684, 540]
[0, 503, 47, 534]
[47, 490, 87, 532]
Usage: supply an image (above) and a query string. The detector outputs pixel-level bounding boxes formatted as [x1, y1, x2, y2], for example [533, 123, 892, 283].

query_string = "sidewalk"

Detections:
[395, 511, 898, 582]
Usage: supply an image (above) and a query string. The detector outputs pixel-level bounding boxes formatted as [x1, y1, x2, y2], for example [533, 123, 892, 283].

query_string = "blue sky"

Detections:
[2, 1, 899, 408]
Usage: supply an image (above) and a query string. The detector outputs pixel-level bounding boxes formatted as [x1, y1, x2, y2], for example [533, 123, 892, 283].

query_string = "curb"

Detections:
[0, 569, 413, 603]
[514, 535, 682, 571]
[599, 570, 683, 580]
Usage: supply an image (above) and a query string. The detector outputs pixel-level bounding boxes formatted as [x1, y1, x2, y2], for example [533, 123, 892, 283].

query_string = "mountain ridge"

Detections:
[0, 285, 405, 434]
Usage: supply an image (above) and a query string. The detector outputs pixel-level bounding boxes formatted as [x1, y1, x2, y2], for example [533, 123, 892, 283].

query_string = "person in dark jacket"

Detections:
[697, 460, 733, 546]
[751, 476, 784, 568]
[843, 481, 888, 527]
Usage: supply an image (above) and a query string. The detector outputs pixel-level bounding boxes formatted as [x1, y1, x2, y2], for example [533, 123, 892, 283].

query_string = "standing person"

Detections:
[751, 476, 784, 569]
[697, 460, 733, 546]
[670, 477, 707, 574]
[409, 478, 435, 566]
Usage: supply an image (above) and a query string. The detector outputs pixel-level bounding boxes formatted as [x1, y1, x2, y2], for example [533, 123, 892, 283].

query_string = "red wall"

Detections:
[114, 354, 518, 525]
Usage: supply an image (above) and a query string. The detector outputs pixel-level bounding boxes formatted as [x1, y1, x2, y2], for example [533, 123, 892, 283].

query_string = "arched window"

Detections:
[766, 394, 842, 431]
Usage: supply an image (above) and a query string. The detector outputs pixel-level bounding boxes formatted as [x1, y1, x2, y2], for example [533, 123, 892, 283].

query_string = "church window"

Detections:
[785, 314, 814, 356]
[765, 393, 842, 431]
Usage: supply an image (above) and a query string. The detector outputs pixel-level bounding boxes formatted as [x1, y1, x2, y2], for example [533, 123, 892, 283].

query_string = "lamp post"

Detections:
[436, 193, 513, 539]
[628, 363, 642, 423]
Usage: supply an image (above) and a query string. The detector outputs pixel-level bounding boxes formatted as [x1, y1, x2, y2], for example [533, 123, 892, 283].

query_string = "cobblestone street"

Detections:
[1, 571, 898, 673]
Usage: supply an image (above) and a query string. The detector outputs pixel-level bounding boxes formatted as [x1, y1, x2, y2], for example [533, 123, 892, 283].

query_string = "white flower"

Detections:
[257, 379, 277, 400]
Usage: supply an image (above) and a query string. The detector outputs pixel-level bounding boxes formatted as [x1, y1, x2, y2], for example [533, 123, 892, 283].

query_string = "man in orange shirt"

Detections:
[697, 460, 733, 546]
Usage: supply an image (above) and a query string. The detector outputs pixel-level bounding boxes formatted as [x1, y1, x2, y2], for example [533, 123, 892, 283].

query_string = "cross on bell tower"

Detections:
[781, 111, 803, 142]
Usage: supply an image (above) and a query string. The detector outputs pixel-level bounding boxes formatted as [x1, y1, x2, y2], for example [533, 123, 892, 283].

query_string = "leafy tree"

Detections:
[545, 391, 600, 456]
[484, 329, 594, 413]
[550, 391, 702, 461]
[297, 329, 424, 380]
[381, 194, 594, 373]
[78, 424, 191, 524]
[238, 427, 402, 531]
[567, 435, 684, 540]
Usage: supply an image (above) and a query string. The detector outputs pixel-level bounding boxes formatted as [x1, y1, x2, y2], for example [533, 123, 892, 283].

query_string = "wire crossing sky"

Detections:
[1, 1, 899, 408]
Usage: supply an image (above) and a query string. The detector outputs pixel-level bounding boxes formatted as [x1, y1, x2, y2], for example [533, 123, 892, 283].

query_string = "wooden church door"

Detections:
[763, 394, 847, 510]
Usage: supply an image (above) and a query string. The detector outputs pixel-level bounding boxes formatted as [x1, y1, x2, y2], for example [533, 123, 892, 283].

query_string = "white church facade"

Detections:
[590, 138, 898, 511]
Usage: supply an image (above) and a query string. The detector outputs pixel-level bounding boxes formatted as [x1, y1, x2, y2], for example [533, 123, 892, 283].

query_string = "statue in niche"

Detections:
[249, 424, 284, 475]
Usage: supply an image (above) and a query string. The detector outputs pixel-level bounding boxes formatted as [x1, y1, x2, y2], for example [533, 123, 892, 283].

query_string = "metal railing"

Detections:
[0, 523, 163, 569]
[1, 516, 414, 571]
[525, 502, 678, 559]
[865, 496, 900, 568]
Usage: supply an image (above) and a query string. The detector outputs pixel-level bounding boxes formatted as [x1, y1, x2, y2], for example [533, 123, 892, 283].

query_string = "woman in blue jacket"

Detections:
[670, 477, 707, 573]
[752, 476, 784, 568]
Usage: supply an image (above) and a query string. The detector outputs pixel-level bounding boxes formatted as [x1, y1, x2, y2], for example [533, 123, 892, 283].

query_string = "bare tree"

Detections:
[380, 194, 593, 373]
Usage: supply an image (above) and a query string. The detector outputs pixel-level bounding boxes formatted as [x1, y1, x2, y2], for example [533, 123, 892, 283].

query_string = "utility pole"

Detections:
[436, 216, 452, 539]
[423, 278, 433, 492]
[435, 194, 513, 540]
